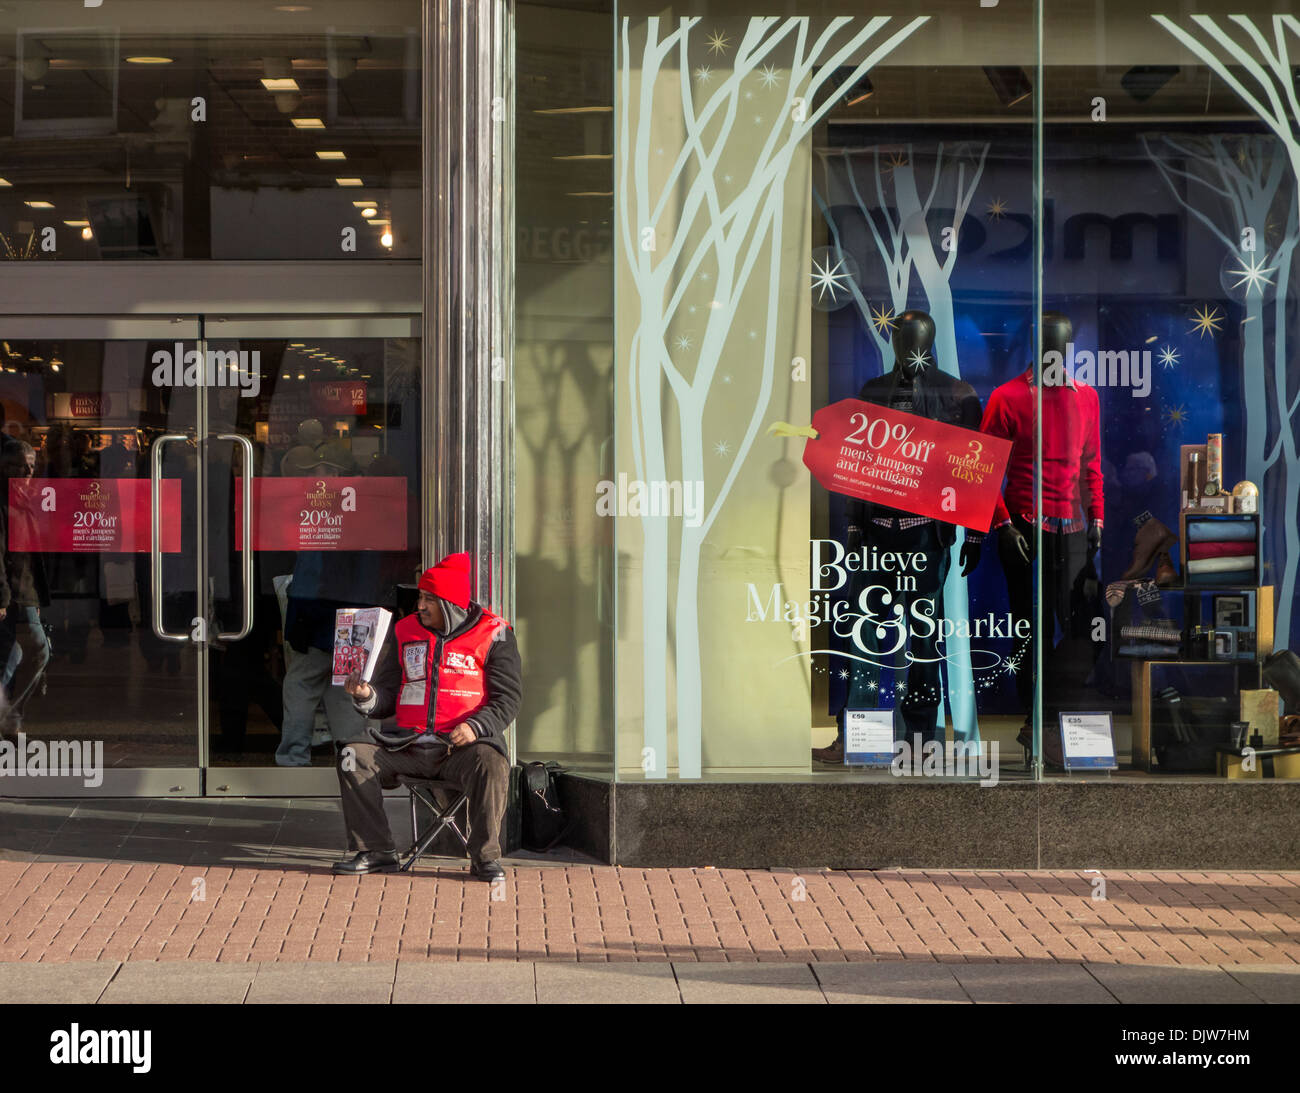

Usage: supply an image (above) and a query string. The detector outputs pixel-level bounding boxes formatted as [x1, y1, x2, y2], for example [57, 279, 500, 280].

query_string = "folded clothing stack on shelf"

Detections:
[1117, 622, 1183, 658]
[1185, 519, 1257, 585]
[1111, 581, 1183, 659]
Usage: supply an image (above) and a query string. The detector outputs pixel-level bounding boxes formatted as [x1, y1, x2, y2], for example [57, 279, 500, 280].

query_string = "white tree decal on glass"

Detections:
[1150, 13, 1300, 647]
[814, 142, 989, 742]
[618, 15, 928, 777]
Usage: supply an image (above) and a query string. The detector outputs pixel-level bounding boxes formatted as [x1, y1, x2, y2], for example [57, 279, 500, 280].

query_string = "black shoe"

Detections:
[469, 859, 505, 882]
[332, 850, 400, 875]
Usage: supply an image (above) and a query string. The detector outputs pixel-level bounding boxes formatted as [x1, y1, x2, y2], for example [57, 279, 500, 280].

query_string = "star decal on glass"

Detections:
[838, 668, 849, 680]
[1165, 403, 1187, 426]
[883, 150, 909, 175]
[866, 681, 878, 692]
[706, 29, 730, 55]
[810, 253, 854, 306]
[869, 303, 896, 334]
[1158, 345, 1180, 369]
[1226, 253, 1277, 297]
[713, 440, 730, 456]
[673, 334, 693, 351]
[758, 64, 782, 89]
[906, 348, 931, 371]
[985, 196, 1008, 221]
[693, 66, 713, 84]
[1189, 304, 1223, 339]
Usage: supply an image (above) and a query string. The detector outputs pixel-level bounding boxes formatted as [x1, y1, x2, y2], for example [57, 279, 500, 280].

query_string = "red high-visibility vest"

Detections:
[393, 609, 508, 734]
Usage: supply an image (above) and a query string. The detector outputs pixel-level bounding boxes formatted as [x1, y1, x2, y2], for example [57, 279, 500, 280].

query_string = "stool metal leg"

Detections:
[400, 792, 470, 872]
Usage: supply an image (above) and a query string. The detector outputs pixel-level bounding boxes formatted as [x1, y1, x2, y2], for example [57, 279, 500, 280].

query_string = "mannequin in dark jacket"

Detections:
[816, 311, 987, 761]
[334, 554, 521, 880]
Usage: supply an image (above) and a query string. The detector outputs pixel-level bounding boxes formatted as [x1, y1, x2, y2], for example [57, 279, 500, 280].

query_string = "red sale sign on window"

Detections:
[800, 399, 1012, 531]
[311, 381, 367, 416]
[8, 479, 181, 552]
[235, 477, 408, 551]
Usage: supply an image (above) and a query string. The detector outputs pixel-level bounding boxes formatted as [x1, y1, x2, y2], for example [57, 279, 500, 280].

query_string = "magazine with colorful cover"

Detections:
[331, 607, 392, 686]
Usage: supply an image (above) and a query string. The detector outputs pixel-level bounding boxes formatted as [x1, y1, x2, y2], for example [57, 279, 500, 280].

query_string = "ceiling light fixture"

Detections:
[291, 117, 325, 129]
[335, 177, 364, 187]
[25, 200, 54, 209]
[315, 150, 346, 160]
[125, 57, 173, 65]
[261, 77, 299, 91]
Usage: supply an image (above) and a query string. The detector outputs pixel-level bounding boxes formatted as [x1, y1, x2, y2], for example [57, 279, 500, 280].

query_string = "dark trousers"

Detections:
[999, 515, 1089, 717]
[337, 739, 509, 862]
[838, 521, 950, 744]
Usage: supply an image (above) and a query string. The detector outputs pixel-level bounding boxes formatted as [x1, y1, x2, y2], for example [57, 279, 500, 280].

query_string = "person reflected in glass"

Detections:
[0, 443, 51, 735]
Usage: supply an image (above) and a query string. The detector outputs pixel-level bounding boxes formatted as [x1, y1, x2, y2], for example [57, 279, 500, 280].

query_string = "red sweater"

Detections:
[980, 369, 1103, 527]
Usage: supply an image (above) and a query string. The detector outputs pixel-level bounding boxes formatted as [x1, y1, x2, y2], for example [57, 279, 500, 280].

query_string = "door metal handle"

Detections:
[151, 433, 191, 643]
[218, 433, 254, 642]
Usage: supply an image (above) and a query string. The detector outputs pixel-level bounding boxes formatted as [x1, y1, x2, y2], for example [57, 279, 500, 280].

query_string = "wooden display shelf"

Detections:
[1131, 659, 1262, 773]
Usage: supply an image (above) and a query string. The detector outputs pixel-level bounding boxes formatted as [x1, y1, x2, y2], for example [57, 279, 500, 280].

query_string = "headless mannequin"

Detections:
[983, 311, 1105, 756]
[818, 310, 986, 756]
[998, 313, 1103, 561]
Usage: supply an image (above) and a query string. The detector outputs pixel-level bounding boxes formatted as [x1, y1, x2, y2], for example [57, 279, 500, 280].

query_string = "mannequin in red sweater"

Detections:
[981, 312, 1104, 762]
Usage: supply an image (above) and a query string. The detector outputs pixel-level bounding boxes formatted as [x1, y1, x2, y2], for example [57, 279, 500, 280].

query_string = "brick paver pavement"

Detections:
[1, 863, 1297, 965]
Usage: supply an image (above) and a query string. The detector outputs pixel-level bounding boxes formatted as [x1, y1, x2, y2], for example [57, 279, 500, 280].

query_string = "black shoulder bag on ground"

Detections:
[519, 761, 575, 852]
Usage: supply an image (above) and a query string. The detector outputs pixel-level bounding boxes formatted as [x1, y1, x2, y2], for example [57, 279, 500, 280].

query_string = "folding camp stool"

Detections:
[397, 777, 470, 872]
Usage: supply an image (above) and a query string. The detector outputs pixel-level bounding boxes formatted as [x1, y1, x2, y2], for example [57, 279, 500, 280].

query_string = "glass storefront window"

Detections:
[0, 2, 420, 259]
[511, 0, 1300, 784]
[1041, 2, 1300, 780]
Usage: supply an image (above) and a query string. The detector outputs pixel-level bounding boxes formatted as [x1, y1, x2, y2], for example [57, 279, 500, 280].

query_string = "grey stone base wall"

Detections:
[557, 775, 1300, 870]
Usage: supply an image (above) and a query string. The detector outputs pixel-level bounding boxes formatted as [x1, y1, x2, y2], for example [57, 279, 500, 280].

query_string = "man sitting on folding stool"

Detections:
[335, 552, 521, 881]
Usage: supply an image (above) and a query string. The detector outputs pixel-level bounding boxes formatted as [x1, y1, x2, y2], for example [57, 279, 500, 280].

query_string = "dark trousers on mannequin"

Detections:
[837, 521, 950, 745]
[998, 515, 1089, 719]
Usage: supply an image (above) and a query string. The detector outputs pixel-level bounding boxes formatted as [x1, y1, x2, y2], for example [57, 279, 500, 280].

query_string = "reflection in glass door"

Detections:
[202, 319, 422, 795]
[0, 318, 203, 795]
[0, 316, 422, 797]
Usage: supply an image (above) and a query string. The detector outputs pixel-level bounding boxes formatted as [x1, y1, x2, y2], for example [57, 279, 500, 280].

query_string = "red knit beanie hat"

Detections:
[418, 552, 472, 608]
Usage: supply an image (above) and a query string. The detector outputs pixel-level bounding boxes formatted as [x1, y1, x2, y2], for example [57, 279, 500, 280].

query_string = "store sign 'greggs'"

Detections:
[150, 344, 261, 398]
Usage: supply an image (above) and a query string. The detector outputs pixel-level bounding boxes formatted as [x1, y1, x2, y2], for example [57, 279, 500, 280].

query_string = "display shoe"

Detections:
[1014, 719, 1033, 768]
[811, 739, 844, 763]
[1263, 650, 1300, 711]
[1120, 517, 1177, 580]
[1154, 549, 1179, 587]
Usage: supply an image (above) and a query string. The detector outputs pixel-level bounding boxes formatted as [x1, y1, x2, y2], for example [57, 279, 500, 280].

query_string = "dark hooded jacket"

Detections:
[846, 361, 986, 548]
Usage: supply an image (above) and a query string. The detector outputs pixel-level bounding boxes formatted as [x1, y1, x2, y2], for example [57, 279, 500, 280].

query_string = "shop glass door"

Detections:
[0, 314, 422, 797]
[0, 317, 203, 795]
[201, 317, 423, 795]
